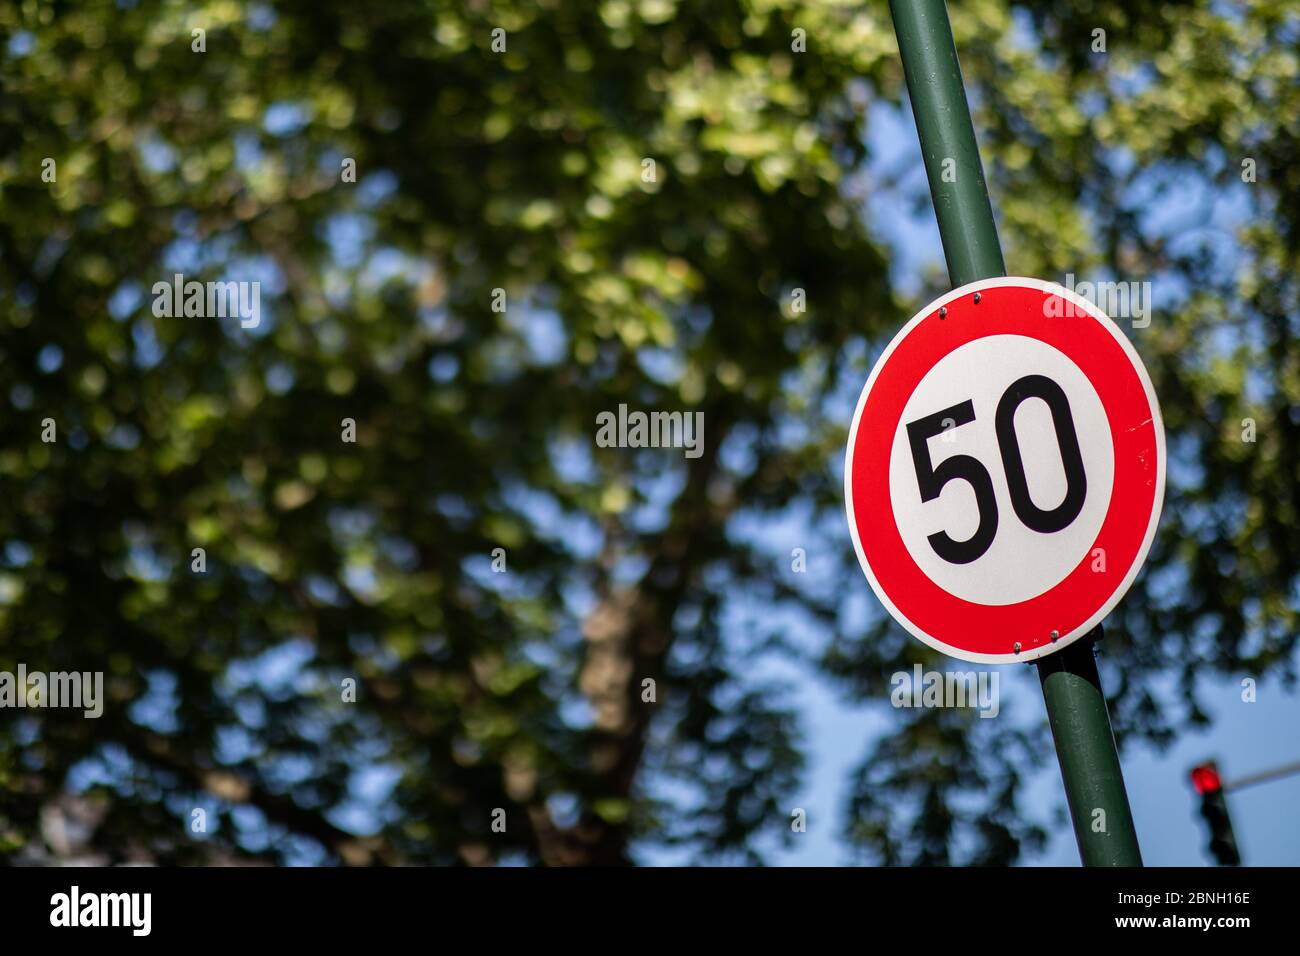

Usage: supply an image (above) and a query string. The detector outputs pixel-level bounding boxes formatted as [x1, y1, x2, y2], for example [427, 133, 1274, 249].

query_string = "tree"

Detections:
[0, 0, 1295, 865]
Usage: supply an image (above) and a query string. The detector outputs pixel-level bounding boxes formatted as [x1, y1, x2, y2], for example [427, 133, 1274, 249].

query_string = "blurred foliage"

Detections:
[0, 0, 1296, 864]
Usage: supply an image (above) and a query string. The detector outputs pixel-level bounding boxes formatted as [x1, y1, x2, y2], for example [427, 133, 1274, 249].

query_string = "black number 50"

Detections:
[905, 374, 1087, 565]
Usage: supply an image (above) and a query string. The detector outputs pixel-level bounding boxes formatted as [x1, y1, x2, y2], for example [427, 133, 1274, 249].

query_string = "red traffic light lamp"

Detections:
[1189, 761, 1240, 866]
[1190, 763, 1223, 795]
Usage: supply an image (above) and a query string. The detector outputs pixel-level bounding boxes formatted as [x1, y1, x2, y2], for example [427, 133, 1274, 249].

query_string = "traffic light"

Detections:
[1190, 762, 1241, 865]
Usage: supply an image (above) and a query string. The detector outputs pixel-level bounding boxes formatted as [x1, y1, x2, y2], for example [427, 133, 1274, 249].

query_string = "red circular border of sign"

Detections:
[846, 279, 1163, 661]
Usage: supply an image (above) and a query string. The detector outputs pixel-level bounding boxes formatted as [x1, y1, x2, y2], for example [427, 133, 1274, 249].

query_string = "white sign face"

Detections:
[845, 277, 1165, 664]
[887, 334, 1115, 606]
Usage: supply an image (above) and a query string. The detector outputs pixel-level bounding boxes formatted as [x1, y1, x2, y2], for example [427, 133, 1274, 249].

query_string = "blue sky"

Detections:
[59, 55, 1296, 868]
[767, 654, 1300, 866]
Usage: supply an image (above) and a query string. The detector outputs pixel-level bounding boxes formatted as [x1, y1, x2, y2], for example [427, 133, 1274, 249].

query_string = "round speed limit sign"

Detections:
[845, 277, 1165, 664]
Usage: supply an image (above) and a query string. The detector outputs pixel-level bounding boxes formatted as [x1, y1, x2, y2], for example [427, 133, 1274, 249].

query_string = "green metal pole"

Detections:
[889, 0, 1004, 287]
[1038, 629, 1143, 865]
[888, 0, 1142, 866]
